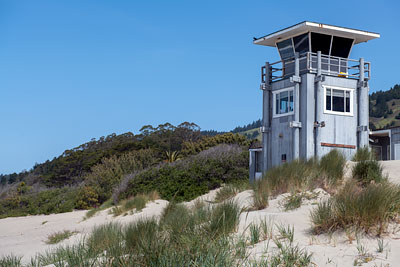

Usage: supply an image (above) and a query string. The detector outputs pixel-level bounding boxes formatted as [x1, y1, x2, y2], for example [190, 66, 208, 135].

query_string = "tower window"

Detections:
[324, 86, 353, 116]
[273, 87, 294, 118]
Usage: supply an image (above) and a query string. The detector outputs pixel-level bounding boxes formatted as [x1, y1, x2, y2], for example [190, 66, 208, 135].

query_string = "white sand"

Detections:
[1, 160, 400, 265]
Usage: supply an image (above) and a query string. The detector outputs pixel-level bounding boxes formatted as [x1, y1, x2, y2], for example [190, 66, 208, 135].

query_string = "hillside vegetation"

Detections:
[369, 84, 400, 129]
[0, 122, 251, 218]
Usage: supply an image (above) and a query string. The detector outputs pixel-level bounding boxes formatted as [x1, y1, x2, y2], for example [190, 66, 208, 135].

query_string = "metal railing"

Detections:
[261, 52, 371, 83]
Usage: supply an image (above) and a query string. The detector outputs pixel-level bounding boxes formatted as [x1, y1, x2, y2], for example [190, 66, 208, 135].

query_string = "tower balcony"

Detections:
[261, 52, 371, 84]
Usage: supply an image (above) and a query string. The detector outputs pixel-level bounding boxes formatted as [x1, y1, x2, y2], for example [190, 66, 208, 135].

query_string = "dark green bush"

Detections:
[85, 149, 158, 203]
[0, 187, 77, 218]
[116, 145, 249, 202]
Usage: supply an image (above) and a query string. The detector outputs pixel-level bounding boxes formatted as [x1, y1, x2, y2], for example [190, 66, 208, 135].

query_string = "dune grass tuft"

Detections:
[251, 150, 346, 210]
[311, 180, 400, 235]
[46, 230, 77, 244]
[111, 191, 159, 217]
[353, 147, 376, 162]
[214, 185, 238, 203]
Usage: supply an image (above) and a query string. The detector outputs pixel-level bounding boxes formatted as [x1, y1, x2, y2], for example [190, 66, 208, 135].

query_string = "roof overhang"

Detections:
[370, 129, 391, 137]
[254, 21, 380, 47]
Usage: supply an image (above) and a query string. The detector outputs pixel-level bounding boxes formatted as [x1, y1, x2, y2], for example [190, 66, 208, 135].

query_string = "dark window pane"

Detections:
[289, 90, 294, 112]
[277, 38, 294, 60]
[293, 33, 309, 54]
[311, 32, 331, 55]
[255, 151, 262, 172]
[332, 89, 344, 112]
[331, 36, 353, 58]
[326, 88, 332, 111]
[275, 94, 279, 114]
[345, 91, 351, 112]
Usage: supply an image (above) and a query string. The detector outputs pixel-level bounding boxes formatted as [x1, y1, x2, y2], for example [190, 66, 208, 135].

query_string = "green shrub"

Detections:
[85, 149, 158, 203]
[352, 160, 385, 186]
[0, 187, 77, 218]
[75, 186, 99, 210]
[182, 133, 249, 156]
[116, 145, 249, 202]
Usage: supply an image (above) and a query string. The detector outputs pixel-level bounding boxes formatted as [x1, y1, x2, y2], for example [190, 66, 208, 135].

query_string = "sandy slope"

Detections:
[0, 160, 399, 265]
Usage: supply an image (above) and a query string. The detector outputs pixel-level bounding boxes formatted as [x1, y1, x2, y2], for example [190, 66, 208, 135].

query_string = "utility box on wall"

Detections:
[249, 22, 380, 181]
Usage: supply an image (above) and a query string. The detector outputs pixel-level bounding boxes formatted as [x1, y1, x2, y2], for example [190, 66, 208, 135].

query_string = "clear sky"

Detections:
[0, 0, 399, 174]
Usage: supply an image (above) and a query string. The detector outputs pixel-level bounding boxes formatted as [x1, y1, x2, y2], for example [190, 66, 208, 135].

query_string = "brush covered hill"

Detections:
[0, 122, 253, 218]
[369, 84, 400, 130]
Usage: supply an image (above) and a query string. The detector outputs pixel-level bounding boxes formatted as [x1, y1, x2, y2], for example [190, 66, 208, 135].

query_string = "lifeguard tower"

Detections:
[249, 22, 380, 180]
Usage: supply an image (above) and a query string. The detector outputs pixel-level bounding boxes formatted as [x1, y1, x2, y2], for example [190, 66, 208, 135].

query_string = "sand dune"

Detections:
[1, 160, 400, 265]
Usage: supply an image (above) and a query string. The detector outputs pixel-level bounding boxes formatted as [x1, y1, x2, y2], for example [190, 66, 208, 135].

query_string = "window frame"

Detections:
[323, 85, 354, 116]
[272, 87, 295, 118]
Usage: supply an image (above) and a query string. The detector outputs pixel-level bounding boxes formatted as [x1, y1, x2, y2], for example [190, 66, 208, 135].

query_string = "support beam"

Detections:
[262, 62, 270, 173]
[358, 57, 369, 148]
[315, 51, 323, 158]
[293, 53, 300, 160]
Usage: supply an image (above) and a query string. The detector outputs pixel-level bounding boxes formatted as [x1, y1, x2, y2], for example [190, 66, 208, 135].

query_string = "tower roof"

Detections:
[254, 21, 380, 47]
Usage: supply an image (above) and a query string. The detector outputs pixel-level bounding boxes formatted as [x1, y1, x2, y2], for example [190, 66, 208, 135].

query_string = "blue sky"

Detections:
[0, 0, 399, 174]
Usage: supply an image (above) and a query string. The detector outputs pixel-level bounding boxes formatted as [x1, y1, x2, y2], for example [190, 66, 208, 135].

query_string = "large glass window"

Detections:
[331, 36, 353, 58]
[273, 88, 294, 117]
[293, 33, 309, 55]
[324, 86, 353, 115]
[311, 32, 331, 55]
[277, 39, 294, 60]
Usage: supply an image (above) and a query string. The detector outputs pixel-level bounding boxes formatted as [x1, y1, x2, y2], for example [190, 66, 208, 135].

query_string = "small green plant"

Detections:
[276, 224, 294, 243]
[41, 220, 48, 225]
[249, 223, 260, 245]
[260, 217, 274, 241]
[377, 238, 385, 253]
[283, 192, 303, 211]
[0, 254, 22, 267]
[46, 230, 77, 244]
